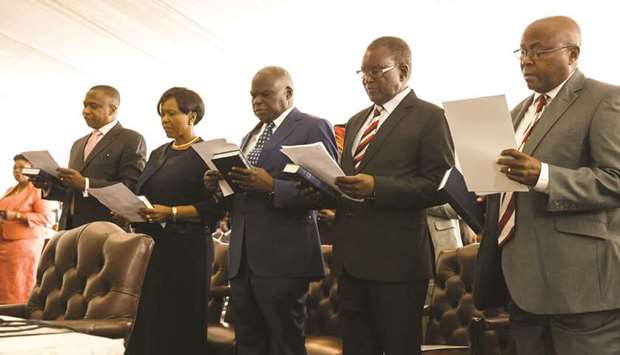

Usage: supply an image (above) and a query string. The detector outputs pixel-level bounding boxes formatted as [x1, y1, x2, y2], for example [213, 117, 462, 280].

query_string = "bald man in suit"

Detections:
[479, 16, 620, 354]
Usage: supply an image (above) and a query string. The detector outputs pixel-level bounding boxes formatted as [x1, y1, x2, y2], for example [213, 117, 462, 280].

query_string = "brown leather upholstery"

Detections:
[426, 243, 515, 355]
[0, 222, 154, 338]
[207, 241, 236, 355]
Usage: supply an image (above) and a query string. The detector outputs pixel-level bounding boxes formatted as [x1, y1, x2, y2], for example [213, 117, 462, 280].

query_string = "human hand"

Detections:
[229, 167, 274, 193]
[335, 174, 375, 199]
[56, 168, 86, 190]
[497, 149, 541, 186]
[139, 204, 171, 223]
[203, 170, 223, 191]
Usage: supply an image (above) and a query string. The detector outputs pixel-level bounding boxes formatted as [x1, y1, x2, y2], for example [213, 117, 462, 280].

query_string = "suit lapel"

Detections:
[136, 143, 171, 193]
[511, 96, 533, 130]
[357, 91, 418, 171]
[257, 108, 300, 167]
[71, 134, 90, 171]
[523, 70, 585, 155]
[82, 122, 122, 170]
[341, 108, 373, 174]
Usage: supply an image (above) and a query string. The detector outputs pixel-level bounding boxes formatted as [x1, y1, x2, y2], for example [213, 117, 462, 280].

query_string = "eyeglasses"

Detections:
[513, 46, 576, 60]
[356, 65, 395, 79]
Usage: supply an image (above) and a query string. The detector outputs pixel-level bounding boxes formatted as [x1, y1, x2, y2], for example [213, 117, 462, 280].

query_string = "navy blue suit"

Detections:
[228, 108, 337, 355]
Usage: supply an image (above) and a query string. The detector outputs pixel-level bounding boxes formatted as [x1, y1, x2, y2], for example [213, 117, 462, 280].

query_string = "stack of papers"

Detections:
[192, 139, 241, 196]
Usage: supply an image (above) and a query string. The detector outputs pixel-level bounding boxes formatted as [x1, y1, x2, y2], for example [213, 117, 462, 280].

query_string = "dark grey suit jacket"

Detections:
[477, 70, 620, 314]
[332, 90, 454, 282]
[45, 122, 146, 229]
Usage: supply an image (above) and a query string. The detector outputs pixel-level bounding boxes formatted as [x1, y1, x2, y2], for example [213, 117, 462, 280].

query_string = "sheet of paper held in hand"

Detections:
[88, 183, 152, 223]
[281, 142, 362, 202]
[192, 139, 240, 196]
[21, 151, 61, 177]
[442, 95, 528, 193]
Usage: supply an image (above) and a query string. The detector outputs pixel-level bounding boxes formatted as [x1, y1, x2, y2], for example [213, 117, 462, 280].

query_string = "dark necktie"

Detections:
[247, 122, 275, 166]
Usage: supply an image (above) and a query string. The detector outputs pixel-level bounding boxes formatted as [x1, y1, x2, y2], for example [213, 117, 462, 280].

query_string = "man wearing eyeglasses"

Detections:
[481, 16, 620, 354]
[331, 36, 454, 355]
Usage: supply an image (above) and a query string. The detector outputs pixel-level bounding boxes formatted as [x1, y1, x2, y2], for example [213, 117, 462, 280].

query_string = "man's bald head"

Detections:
[250, 66, 294, 123]
[519, 16, 582, 93]
[526, 16, 582, 49]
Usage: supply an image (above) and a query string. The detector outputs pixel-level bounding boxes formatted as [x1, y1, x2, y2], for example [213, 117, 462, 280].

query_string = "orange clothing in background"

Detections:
[0, 183, 52, 304]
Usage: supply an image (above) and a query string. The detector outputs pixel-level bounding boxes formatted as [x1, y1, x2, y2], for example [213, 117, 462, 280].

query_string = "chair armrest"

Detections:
[210, 285, 231, 298]
[423, 304, 431, 317]
[471, 314, 510, 330]
[47, 318, 133, 339]
[469, 314, 511, 355]
[0, 304, 28, 318]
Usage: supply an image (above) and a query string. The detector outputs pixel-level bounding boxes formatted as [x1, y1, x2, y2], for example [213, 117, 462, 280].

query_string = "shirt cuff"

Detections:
[533, 162, 550, 194]
[83, 177, 89, 197]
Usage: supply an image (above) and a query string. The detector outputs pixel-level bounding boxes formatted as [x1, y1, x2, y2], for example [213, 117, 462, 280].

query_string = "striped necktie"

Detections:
[497, 94, 549, 246]
[353, 106, 383, 170]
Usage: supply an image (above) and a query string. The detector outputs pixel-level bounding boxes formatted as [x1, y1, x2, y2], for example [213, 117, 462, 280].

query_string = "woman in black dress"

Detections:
[125, 87, 221, 355]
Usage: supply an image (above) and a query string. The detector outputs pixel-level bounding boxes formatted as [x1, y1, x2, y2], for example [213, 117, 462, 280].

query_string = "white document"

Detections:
[21, 151, 61, 178]
[443, 95, 528, 193]
[281, 142, 362, 201]
[88, 183, 151, 223]
[192, 139, 240, 196]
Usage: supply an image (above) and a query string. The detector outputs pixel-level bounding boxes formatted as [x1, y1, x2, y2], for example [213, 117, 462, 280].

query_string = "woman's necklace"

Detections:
[171, 136, 200, 150]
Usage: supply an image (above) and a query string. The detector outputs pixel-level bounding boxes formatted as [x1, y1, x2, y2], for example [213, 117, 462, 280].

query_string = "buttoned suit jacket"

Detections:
[45, 122, 146, 229]
[227, 108, 338, 280]
[332, 90, 454, 282]
[477, 70, 620, 314]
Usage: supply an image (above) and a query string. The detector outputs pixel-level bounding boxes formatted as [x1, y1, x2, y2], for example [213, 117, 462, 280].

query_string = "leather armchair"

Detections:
[426, 243, 515, 355]
[0, 222, 154, 338]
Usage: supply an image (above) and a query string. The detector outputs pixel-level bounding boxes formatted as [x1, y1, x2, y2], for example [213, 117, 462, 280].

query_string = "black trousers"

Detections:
[339, 270, 428, 355]
[230, 256, 310, 355]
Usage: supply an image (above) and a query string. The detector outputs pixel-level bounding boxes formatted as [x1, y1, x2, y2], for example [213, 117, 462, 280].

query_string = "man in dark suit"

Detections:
[332, 37, 454, 355]
[37, 85, 146, 229]
[476, 16, 620, 355]
[206, 66, 337, 355]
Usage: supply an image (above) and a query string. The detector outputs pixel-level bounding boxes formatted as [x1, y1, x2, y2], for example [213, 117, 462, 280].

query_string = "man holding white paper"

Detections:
[477, 16, 620, 354]
[204, 66, 337, 355]
[33, 85, 146, 230]
[331, 36, 454, 355]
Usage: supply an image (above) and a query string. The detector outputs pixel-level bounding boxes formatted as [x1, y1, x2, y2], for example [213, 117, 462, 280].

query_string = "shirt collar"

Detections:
[533, 70, 576, 103]
[376, 87, 412, 114]
[96, 120, 118, 136]
[267, 106, 293, 131]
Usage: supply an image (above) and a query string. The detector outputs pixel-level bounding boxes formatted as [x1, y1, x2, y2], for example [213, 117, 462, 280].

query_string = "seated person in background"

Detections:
[426, 203, 462, 261]
[0, 154, 52, 304]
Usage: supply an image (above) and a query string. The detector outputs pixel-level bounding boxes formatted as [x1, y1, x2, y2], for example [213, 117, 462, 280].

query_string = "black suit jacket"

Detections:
[45, 122, 146, 229]
[332, 90, 454, 282]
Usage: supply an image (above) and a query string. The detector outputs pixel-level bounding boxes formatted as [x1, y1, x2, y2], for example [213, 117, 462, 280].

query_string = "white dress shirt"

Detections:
[517, 72, 574, 193]
[351, 88, 412, 155]
[243, 107, 293, 155]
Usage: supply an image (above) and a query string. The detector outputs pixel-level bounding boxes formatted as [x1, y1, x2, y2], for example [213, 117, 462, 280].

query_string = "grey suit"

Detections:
[483, 70, 620, 354]
[45, 122, 146, 229]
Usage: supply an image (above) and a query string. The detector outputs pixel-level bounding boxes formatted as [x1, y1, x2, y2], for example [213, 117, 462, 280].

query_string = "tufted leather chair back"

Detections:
[25, 222, 154, 323]
[208, 240, 230, 322]
[425, 243, 514, 354]
[306, 245, 339, 336]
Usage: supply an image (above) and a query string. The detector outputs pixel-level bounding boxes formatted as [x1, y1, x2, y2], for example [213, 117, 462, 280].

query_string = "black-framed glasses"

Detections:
[356, 65, 395, 79]
[513, 46, 576, 60]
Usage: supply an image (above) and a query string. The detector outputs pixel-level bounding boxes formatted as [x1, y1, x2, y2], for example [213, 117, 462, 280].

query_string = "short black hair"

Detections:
[157, 87, 205, 125]
[89, 85, 120, 106]
[13, 154, 27, 162]
[368, 36, 412, 68]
